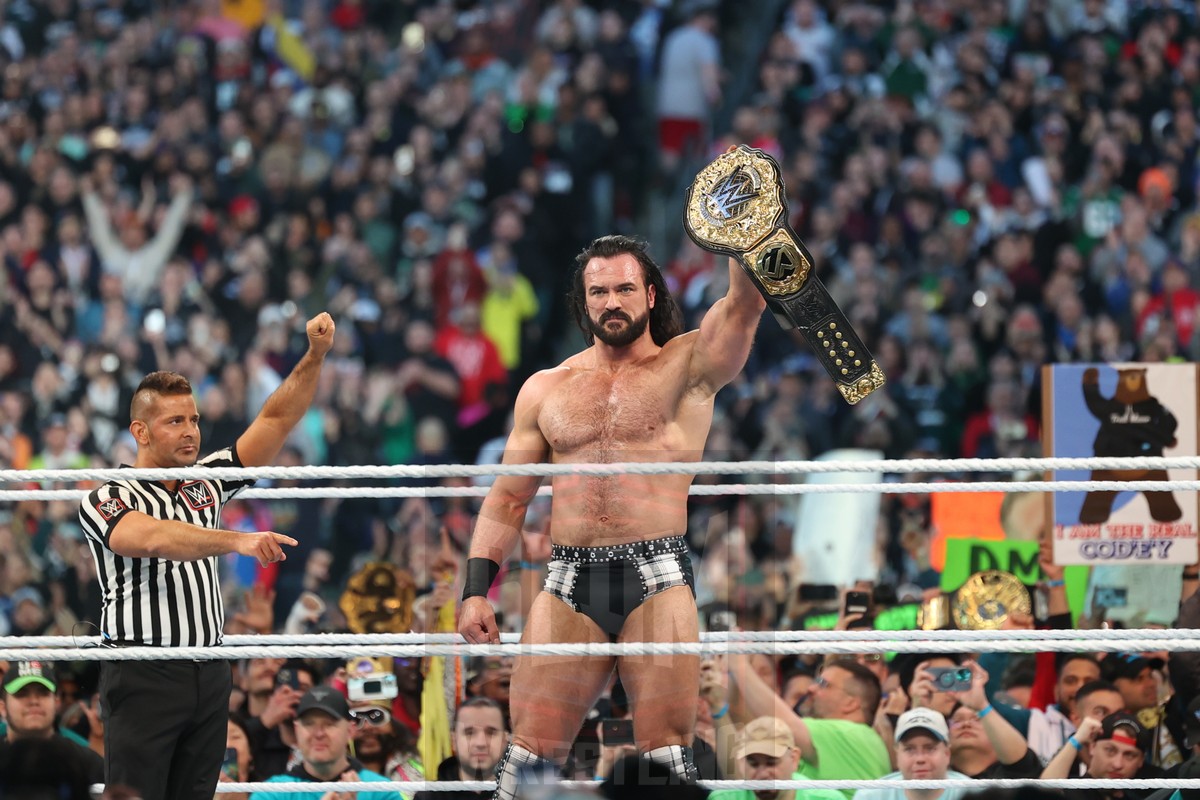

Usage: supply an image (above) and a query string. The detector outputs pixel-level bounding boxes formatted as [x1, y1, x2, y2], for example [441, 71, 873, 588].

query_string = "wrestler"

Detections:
[458, 234, 765, 798]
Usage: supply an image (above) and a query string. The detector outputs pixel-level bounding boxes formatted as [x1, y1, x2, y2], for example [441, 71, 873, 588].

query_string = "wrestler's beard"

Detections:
[467, 764, 490, 780]
[588, 308, 649, 347]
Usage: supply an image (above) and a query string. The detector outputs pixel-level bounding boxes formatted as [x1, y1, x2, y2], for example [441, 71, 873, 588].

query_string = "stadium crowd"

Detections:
[4, 0, 1200, 798]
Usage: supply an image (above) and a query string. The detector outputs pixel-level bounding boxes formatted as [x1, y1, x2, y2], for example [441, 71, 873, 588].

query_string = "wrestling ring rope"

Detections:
[10, 455, 1198, 794]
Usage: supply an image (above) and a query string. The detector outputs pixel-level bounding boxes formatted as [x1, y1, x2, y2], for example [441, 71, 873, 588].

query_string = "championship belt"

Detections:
[951, 570, 1031, 631]
[684, 145, 885, 404]
[917, 593, 952, 631]
[339, 562, 416, 634]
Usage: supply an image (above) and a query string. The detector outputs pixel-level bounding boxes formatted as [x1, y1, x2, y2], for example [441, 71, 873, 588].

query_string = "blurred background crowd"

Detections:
[4, 0, 1200, 796]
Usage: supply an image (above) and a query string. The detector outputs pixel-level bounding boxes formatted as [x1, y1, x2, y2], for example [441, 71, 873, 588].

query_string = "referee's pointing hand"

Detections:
[237, 532, 298, 567]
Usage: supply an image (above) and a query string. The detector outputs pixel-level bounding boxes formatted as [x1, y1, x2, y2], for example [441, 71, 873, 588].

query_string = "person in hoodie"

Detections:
[414, 697, 509, 800]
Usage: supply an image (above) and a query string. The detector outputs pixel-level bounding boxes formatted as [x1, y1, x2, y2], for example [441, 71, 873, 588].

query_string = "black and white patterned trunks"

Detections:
[542, 535, 695, 640]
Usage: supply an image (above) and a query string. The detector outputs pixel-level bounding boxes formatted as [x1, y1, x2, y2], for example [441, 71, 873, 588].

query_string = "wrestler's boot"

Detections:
[493, 742, 556, 800]
[643, 744, 700, 783]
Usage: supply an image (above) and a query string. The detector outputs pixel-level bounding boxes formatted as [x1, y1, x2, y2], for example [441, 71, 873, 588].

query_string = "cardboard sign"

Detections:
[930, 492, 1007, 572]
[1043, 364, 1199, 566]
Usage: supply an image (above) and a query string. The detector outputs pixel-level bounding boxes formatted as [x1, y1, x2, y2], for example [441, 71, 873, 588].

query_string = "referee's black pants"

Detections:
[100, 659, 232, 800]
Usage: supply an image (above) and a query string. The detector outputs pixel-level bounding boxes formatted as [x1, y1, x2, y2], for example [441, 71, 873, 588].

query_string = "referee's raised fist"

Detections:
[306, 312, 336, 357]
[237, 531, 299, 567]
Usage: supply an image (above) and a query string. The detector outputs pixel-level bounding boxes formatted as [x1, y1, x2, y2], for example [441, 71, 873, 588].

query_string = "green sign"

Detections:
[802, 604, 920, 632]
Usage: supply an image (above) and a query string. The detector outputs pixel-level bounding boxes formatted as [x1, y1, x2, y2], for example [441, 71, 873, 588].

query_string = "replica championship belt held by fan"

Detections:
[684, 145, 885, 404]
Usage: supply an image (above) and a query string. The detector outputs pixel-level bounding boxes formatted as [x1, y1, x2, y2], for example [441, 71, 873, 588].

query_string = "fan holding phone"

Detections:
[910, 659, 1041, 779]
[218, 719, 253, 800]
[595, 718, 639, 781]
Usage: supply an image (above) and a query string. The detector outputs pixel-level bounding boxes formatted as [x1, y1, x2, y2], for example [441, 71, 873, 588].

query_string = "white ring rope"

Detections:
[6, 637, 1200, 661]
[7, 627, 1200, 650]
[7, 454, 1200, 484]
[9, 477, 1200, 502]
[209, 778, 1200, 793]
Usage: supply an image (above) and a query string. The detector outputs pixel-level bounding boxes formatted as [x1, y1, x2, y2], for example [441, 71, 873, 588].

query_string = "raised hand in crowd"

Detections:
[232, 585, 277, 635]
[259, 682, 303, 731]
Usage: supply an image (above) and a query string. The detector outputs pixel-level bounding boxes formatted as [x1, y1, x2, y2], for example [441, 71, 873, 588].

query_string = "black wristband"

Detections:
[463, 557, 501, 600]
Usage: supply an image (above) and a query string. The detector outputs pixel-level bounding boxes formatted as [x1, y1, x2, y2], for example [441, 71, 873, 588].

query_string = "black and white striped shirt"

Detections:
[78, 446, 256, 647]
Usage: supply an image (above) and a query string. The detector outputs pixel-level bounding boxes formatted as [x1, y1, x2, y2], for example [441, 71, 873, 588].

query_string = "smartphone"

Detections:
[704, 604, 736, 633]
[600, 718, 635, 746]
[928, 666, 973, 693]
[798, 584, 839, 602]
[1094, 586, 1128, 608]
[843, 591, 871, 616]
[221, 747, 239, 780]
[275, 668, 301, 691]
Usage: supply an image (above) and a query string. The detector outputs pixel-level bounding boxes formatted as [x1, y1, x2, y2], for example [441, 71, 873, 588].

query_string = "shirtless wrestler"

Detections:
[458, 234, 766, 798]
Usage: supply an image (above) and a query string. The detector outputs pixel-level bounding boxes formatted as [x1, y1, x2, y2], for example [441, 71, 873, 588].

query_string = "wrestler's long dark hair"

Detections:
[568, 235, 685, 346]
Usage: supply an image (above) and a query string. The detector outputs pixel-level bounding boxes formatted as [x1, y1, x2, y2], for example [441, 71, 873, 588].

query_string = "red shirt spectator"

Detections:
[961, 380, 1040, 458]
[432, 247, 488, 328]
[330, 0, 365, 31]
[434, 303, 508, 415]
[1136, 261, 1200, 347]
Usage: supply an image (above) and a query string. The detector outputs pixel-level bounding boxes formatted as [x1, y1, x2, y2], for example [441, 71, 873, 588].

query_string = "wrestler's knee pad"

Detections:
[494, 742, 555, 800]
[642, 744, 699, 783]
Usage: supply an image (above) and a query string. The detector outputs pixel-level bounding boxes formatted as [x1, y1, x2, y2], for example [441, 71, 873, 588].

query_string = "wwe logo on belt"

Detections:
[701, 166, 760, 226]
[180, 481, 215, 510]
[95, 497, 128, 521]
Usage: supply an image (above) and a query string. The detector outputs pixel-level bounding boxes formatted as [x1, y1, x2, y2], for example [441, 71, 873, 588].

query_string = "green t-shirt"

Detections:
[708, 770, 846, 800]
[797, 718, 891, 797]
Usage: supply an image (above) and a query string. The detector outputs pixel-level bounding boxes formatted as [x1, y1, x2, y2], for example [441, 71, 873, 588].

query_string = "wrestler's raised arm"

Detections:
[458, 371, 553, 644]
[686, 257, 766, 396]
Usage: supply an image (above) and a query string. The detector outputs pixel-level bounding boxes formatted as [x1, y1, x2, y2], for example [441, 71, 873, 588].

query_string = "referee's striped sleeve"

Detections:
[79, 485, 141, 546]
[199, 445, 257, 501]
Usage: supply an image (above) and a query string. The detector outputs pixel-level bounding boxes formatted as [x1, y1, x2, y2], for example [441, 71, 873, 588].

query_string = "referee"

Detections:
[78, 312, 336, 800]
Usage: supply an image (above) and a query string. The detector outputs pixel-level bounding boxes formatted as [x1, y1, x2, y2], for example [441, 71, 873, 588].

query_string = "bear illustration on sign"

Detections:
[1078, 366, 1182, 524]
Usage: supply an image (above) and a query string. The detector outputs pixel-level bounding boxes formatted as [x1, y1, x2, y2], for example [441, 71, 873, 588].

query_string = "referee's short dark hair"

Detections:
[131, 371, 193, 420]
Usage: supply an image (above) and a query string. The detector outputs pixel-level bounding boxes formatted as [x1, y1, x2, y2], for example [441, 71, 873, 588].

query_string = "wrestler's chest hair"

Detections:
[538, 365, 701, 456]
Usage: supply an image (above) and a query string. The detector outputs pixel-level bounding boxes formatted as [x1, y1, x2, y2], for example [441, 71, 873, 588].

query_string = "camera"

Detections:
[600, 718, 635, 746]
[348, 673, 399, 702]
[928, 667, 972, 692]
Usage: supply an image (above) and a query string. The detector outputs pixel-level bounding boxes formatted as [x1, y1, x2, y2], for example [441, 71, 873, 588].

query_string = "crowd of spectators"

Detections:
[5, 0, 1200, 796]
